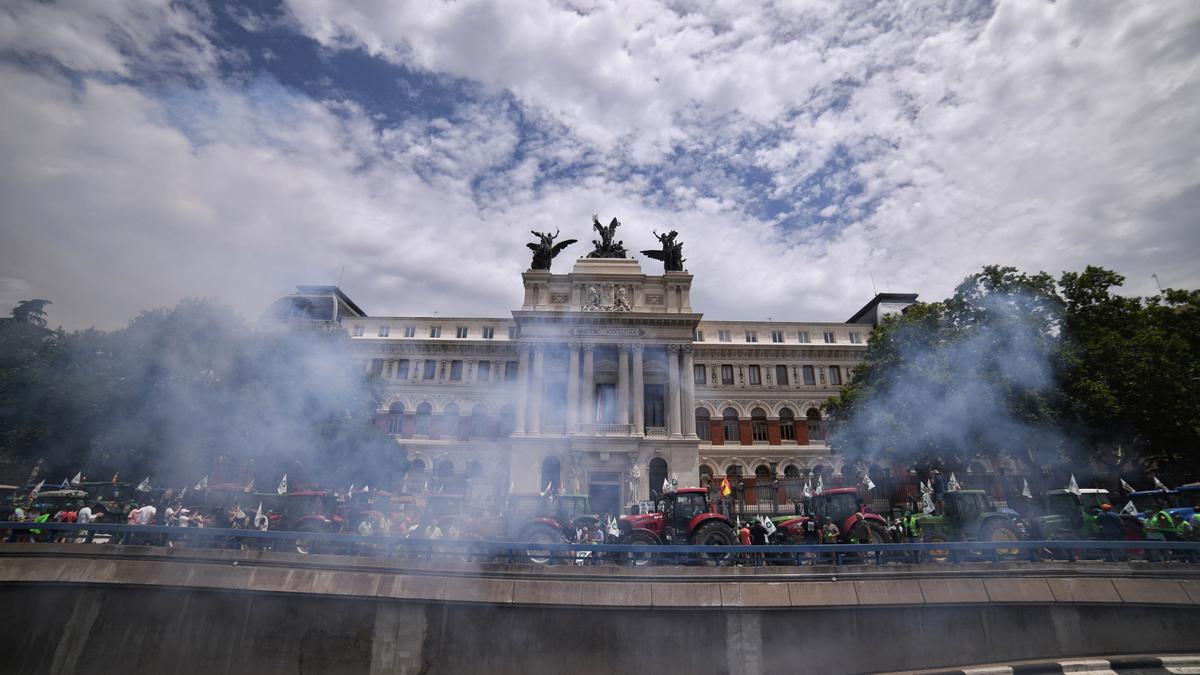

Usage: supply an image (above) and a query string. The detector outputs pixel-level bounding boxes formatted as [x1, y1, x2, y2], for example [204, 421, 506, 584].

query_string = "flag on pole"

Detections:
[920, 479, 933, 496]
[662, 478, 670, 496]
[1067, 474, 1081, 496]
[243, 478, 254, 493]
[136, 476, 152, 492]
[1121, 501, 1137, 516]
[759, 515, 776, 535]
[862, 472, 875, 491]
[363, 485, 369, 493]
[179, 486, 187, 502]
[947, 473, 962, 491]
[607, 516, 620, 538]
[1120, 478, 1135, 493]
[348, 483, 356, 495]
[254, 501, 268, 530]
[195, 475, 208, 491]
[802, 479, 812, 498]
[60, 478, 70, 490]
[31, 479, 45, 497]
[1021, 478, 1033, 499]
[921, 492, 935, 514]
[541, 481, 552, 497]
[1153, 476, 1169, 492]
[277, 474, 288, 495]
[816, 476, 825, 495]
[71, 471, 82, 486]
[720, 477, 732, 497]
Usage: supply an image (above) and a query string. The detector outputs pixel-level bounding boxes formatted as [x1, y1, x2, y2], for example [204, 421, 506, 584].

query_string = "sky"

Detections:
[1, 0, 1197, 330]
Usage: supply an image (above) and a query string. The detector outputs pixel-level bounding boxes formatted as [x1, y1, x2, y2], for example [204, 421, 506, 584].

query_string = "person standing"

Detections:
[738, 522, 751, 566]
[749, 519, 767, 567]
[902, 511, 922, 544]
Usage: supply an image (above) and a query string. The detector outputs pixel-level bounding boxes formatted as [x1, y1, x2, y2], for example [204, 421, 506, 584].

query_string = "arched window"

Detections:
[443, 403, 460, 439]
[408, 458, 426, 475]
[699, 464, 714, 486]
[755, 464, 772, 479]
[648, 457, 668, 497]
[470, 404, 490, 438]
[722, 407, 740, 444]
[779, 407, 796, 442]
[540, 456, 561, 494]
[695, 408, 711, 441]
[436, 459, 454, 476]
[806, 408, 823, 442]
[726, 464, 743, 478]
[811, 464, 826, 479]
[415, 402, 433, 436]
[784, 465, 800, 478]
[498, 404, 516, 438]
[388, 402, 405, 435]
[751, 407, 768, 442]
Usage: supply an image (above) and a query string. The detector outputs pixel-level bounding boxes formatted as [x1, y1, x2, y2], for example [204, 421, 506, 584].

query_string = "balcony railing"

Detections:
[576, 423, 635, 436]
[644, 426, 669, 437]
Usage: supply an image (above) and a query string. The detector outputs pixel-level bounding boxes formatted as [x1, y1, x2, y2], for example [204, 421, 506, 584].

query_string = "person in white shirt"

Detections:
[75, 504, 96, 543]
[138, 504, 157, 526]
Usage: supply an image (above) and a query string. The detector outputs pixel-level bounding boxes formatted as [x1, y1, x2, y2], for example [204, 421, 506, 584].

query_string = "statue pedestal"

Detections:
[571, 258, 643, 275]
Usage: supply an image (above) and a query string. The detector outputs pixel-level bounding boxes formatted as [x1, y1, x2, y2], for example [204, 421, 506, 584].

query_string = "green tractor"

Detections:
[913, 489, 1029, 561]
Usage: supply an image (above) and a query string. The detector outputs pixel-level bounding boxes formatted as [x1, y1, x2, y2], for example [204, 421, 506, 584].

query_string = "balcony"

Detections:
[644, 426, 669, 438]
[576, 423, 636, 436]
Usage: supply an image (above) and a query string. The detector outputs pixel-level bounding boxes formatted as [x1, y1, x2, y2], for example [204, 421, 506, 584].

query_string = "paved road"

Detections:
[884, 654, 1200, 675]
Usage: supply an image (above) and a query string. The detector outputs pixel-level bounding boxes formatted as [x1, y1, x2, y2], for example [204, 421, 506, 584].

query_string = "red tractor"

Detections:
[462, 493, 601, 564]
[618, 487, 737, 564]
[770, 487, 890, 545]
[273, 490, 343, 553]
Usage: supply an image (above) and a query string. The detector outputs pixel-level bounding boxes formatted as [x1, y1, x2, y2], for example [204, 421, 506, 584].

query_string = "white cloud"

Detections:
[0, 0, 1197, 330]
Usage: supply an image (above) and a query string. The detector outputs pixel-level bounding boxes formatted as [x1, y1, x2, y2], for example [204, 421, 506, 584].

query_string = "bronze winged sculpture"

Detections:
[586, 215, 628, 258]
[527, 228, 577, 270]
[641, 229, 685, 272]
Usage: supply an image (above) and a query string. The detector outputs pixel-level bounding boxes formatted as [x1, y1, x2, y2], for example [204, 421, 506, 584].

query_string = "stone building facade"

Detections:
[278, 260, 914, 516]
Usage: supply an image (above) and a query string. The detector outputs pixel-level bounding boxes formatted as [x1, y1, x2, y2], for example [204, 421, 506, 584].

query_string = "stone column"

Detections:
[566, 342, 581, 433]
[513, 345, 530, 436]
[667, 344, 682, 438]
[617, 344, 630, 427]
[632, 344, 645, 436]
[581, 344, 595, 426]
[681, 345, 697, 438]
[529, 343, 545, 435]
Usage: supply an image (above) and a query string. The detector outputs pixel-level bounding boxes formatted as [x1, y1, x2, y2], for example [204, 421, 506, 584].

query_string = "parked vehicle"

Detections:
[770, 487, 890, 545]
[1029, 488, 1150, 558]
[618, 488, 737, 565]
[911, 489, 1028, 560]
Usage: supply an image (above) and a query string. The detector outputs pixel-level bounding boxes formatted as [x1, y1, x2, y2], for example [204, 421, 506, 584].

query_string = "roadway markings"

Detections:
[884, 654, 1200, 675]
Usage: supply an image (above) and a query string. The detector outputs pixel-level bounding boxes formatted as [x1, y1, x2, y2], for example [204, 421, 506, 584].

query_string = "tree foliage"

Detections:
[0, 298, 400, 488]
[827, 265, 1200, 478]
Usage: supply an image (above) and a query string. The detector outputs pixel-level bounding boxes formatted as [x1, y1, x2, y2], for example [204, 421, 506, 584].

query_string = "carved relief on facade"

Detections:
[582, 282, 632, 312]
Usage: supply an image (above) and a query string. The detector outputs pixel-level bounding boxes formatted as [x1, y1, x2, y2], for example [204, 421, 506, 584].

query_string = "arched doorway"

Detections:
[648, 457, 668, 498]
[540, 456, 561, 494]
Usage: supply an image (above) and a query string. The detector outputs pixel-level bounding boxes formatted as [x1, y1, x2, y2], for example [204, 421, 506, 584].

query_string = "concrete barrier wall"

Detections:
[2, 546, 1200, 674]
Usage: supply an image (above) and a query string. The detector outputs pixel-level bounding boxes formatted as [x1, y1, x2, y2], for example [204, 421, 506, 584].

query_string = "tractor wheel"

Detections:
[623, 530, 658, 567]
[980, 521, 1022, 559]
[690, 521, 735, 565]
[1039, 528, 1083, 561]
[925, 535, 950, 563]
[522, 525, 564, 565]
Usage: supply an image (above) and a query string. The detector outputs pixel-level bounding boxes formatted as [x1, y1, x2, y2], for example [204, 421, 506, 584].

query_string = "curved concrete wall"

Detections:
[2, 546, 1199, 674]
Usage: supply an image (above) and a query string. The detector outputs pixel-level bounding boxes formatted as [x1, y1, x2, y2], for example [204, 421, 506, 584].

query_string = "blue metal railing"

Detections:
[2, 522, 1198, 566]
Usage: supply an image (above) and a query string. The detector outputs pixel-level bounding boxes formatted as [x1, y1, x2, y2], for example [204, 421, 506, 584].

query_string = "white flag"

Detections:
[802, 480, 812, 498]
[31, 479, 45, 497]
[921, 492, 935, 514]
[136, 476, 152, 492]
[541, 481, 552, 496]
[277, 474, 288, 495]
[348, 483, 356, 495]
[244, 479, 254, 493]
[1121, 501, 1137, 516]
[947, 473, 961, 491]
[607, 516, 620, 538]
[1153, 476, 1169, 491]
[60, 478, 70, 489]
[179, 486, 188, 501]
[363, 485, 369, 493]
[862, 473, 875, 491]
[815, 476, 824, 495]
[254, 501, 268, 530]
[920, 479, 933, 495]
[760, 515, 776, 535]
[1021, 478, 1033, 499]
[71, 471, 82, 486]
[1067, 474, 1080, 496]
[195, 475, 208, 491]
[1120, 478, 1135, 493]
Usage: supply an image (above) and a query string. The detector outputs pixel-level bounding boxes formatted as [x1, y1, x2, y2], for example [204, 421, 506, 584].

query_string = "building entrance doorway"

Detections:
[588, 470, 621, 519]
